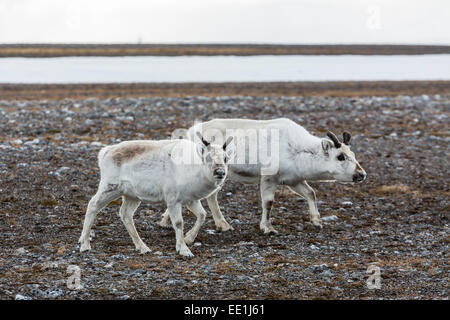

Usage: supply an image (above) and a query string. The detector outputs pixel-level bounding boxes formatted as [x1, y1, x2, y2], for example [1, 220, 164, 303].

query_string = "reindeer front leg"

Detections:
[260, 177, 278, 234]
[289, 180, 322, 230]
[206, 190, 234, 232]
[158, 208, 171, 228]
[184, 200, 207, 245]
[167, 203, 193, 257]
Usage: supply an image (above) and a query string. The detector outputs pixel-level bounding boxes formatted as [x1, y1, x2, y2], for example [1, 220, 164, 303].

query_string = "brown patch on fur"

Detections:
[111, 144, 156, 166]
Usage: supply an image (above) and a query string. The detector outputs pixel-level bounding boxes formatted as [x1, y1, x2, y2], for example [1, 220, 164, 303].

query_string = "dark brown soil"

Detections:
[1, 44, 450, 57]
[2, 81, 450, 101]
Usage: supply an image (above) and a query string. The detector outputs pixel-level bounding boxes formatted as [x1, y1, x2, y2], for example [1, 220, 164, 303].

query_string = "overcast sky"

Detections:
[0, 0, 449, 44]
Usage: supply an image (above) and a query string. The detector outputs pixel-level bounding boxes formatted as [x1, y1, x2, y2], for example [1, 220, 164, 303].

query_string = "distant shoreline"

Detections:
[1, 44, 450, 57]
[1, 81, 449, 101]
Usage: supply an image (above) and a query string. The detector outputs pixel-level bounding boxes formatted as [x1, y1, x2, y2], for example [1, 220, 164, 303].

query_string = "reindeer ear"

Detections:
[321, 139, 334, 156]
[196, 132, 210, 147]
[222, 136, 233, 150]
[343, 131, 351, 145]
[326, 131, 342, 148]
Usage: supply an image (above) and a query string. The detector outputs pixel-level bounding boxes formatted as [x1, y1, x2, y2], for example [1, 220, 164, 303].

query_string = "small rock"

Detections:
[10, 139, 23, 145]
[132, 269, 146, 275]
[69, 185, 79, 192]
[236, 241, 254, 246]
[321, 270, 334, 277]
[110, 254, 128, 260]
[165, 279, 185, 285]
[311, 264, 328, 273]
[15, 294, 32, 300]
[17, 163, 29, 168]
[45, 289, 64, 298]
[24, 138, 40, 145]
[237, 275, 254, 282]
[322, 215, 339, 222]
[15, 247, 27, 255]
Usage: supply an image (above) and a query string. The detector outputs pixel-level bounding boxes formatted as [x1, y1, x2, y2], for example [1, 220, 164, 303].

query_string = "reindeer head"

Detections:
[196, 132, 233, 183]
[321, 131, 366, 183]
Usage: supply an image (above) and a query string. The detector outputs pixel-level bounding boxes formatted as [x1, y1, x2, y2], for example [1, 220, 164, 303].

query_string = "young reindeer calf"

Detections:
[79, 133, 232, 257]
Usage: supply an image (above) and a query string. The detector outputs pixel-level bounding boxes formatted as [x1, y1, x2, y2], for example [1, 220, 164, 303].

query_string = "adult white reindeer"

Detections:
[160, 118, 366, 234]
[79, 134, 233, 257]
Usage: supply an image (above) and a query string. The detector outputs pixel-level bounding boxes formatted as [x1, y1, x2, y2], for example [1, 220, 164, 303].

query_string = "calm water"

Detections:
[0, 54, 449, 83]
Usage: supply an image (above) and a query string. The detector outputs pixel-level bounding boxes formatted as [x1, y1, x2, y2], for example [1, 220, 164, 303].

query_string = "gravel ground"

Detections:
[0, 94, 448, 300]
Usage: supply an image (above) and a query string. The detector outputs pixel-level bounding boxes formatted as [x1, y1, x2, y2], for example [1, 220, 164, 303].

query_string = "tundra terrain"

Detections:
[0, 90, 448, 299]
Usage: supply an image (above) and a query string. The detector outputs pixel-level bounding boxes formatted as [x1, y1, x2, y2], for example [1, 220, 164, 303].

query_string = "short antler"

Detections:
[326, 131, 342, 148]
[196, 132, 211, 147]
[222, 136, 233, 150]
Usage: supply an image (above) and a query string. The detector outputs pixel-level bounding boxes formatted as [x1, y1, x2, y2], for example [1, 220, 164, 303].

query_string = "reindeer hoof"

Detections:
[79, 243, 91, 252]
[178, 247, 194, 258]
[138, 246, 151, 254]
[312, 222, 323, 230]
[261, 225, 279, 235]
[216, 221, 234, 232]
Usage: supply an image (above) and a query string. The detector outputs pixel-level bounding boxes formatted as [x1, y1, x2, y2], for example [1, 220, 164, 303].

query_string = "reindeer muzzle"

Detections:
[213, 168, 226, 180]
[352, 171, 366, 183]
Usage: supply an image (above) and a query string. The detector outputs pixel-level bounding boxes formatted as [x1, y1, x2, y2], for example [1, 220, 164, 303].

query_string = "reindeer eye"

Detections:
[337, 154, 346, 161]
